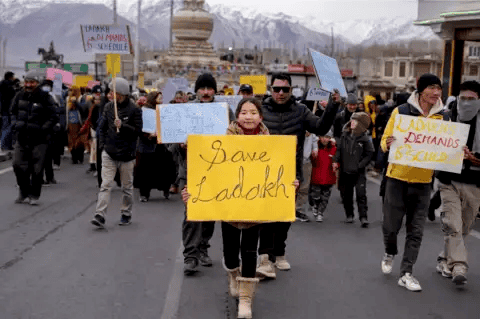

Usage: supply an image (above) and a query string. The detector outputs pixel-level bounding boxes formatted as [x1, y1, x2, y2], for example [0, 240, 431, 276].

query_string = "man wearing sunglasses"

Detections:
[256, 73, 341, 278]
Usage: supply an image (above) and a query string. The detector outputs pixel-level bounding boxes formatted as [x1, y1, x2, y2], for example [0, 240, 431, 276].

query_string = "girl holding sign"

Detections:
[182, 98, 298, 319]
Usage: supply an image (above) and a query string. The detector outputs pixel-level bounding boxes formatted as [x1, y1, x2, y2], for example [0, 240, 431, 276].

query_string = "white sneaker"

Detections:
[436, 260, 452, 278]
[398, 273, 422, 291]
[275, 255, 291, 271]
[381, 253, 394, 274]
[315, 214, 324, 222]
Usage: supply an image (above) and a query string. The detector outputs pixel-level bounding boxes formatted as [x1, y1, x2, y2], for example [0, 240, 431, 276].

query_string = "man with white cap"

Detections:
[91, 77, 142, 228]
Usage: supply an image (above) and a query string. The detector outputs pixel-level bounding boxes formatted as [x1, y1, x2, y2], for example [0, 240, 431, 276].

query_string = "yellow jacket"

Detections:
[364, 95, 375, 115]
[381, 92, 445, 184]
[364, 95, 377, 138]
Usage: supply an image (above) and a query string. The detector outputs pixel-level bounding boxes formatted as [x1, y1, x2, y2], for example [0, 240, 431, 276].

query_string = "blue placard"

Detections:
[142, 107, 157, 133]
[159, 102, 229, 143]
[309, 49, 347, 97]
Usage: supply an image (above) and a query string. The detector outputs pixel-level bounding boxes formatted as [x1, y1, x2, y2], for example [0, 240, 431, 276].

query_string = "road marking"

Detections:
[0, 167, 13, 175]
[160, 243, 184, 319]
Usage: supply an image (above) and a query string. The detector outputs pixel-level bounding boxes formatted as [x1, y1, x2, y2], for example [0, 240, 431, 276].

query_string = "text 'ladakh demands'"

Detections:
[389, 114, 470, 174]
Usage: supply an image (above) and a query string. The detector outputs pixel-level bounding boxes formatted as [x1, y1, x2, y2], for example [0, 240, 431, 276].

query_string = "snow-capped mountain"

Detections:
[0, 0, 440, 68]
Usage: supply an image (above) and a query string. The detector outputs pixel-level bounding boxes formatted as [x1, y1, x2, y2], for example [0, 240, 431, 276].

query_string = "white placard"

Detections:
[215, 95, 243, 114]
[81, 24, 133, 54]
[141, 107, 156, 133]
[388, 114, 470, 173]
[306, 87, 330, 101]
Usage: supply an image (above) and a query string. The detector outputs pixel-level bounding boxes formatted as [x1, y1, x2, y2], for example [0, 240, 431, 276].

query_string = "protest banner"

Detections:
[388, 114, 470, 174]
[163, 77, 189, 103]
[106, 54, 121, 76]
[87, 80, 101, 89]
[46, 68, 73, 86]
[80, 24, 133, 54]
[306, 87, 330, 101]
[52, 73, 63, 96]
[141, 107, 156, 133]
[240, 75, 267, 95]
[73, 75, 94, 87]
[186, 135, 297, 222]
[156, 102, 229, 144]
[309, 48, 347, 97]
[215, 95, 243, 114]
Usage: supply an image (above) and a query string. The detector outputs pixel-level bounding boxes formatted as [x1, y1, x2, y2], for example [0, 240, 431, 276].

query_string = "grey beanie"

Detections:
[109, 77, 130, 95]
[346, 93, 357, 105]
[24, 69, 45, 82]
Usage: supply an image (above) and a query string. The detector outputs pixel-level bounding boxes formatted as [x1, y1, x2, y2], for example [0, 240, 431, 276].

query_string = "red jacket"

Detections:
[311, 143, 337, 185]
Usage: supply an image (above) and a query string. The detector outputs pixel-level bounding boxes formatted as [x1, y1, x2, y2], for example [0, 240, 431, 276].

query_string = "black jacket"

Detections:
[333, 110, 354, 142]
[10, 88, 58, 145]
[0, 79, 17, 116]
[261, 96, 340, 181]
[335, 131, 374, 174]
[436, 102, 480, 186]
[98, 98, 142, 162]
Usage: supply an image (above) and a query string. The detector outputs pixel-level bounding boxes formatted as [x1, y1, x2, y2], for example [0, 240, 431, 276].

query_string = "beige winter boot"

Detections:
[226, 267, 241, 297]
[237, 277, 259, 319]
[255, 254, 276, 279]
[275, 255, 291, 270]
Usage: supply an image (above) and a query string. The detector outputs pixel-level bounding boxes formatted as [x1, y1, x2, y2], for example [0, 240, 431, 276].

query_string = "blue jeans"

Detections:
[1, 115, 13, 150]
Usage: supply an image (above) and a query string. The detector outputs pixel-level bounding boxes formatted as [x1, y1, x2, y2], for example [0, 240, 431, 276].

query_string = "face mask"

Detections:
[457, 99, 480, 122]
[42, 86, 52, 93]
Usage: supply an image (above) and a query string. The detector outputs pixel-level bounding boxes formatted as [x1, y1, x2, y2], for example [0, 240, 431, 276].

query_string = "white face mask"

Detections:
[457, 99, 480, 122]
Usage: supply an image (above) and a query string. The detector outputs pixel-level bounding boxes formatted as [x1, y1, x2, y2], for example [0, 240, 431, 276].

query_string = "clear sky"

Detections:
[204, 0, 419, 21]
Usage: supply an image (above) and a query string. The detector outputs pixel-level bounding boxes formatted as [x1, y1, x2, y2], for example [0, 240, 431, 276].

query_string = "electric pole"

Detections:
[113, 0, 118, 25]
[134, 0, 142, 90]
[170, 0, 174, 49]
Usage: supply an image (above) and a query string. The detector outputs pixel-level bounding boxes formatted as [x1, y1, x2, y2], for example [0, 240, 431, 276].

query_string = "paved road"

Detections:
[0, 158, 479, 319]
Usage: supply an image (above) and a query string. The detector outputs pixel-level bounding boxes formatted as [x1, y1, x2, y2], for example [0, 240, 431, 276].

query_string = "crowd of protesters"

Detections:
[2, 69, 480, 318]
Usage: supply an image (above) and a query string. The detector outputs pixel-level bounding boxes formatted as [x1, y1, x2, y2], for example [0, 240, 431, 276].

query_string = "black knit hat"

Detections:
[91, 85, 103, 94]
[195, 73, 217, 93]
[417, 73, 442, 94]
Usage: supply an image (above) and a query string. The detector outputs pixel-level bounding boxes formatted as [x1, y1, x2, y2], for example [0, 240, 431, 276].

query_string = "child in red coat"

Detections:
[309, 132, 337, 222]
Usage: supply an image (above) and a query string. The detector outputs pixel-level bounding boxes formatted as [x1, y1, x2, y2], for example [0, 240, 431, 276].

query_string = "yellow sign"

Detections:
[186, 135, 297, 222]
[240, 75, 267, 95]
[137, 72, 145, 89]
[224, 88, 234, 96]
[389, 114, 469, 174]
[106, 53, 121, 76]
[73, 75, 94, 87]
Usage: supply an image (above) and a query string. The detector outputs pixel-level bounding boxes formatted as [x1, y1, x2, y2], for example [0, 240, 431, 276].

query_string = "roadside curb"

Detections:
[0, 151, 13, 162]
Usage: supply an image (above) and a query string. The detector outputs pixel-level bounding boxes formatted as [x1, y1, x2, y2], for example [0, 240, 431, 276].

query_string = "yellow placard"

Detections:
[74, 75, 94, 87]
[239, 75, 267, 95]
[137, 72, 144, 89]
[106, 53, 121, 76]
[186, 135, 297, 222]
[224, 88, 234, 96]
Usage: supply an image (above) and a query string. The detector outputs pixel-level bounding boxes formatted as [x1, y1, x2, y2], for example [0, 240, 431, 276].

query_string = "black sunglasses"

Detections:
[272, 86, 291, 93]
